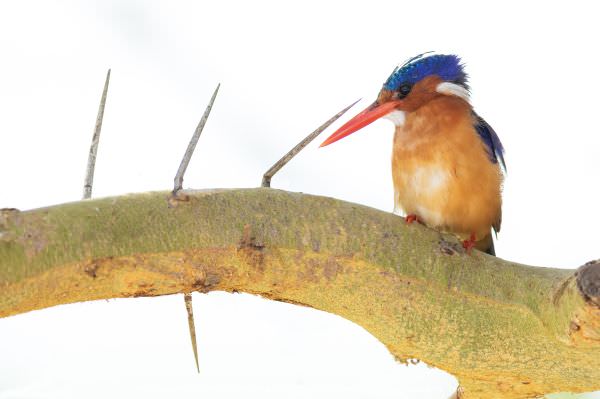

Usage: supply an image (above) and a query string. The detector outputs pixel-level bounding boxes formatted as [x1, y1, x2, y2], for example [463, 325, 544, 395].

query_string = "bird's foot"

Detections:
[462, 233, 477, 254]
[405, 214, 420, 224]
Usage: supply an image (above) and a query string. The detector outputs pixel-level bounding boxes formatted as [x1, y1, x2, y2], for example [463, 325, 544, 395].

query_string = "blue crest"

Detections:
[383, 53, 468, 91]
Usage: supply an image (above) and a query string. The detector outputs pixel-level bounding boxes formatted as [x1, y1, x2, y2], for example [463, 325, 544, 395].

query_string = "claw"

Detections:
[405, 214, 419, 224]
[462, 232, 477, 254]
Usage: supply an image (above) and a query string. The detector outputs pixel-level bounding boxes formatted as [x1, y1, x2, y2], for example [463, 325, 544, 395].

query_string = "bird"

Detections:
[320, 53, 505, 255]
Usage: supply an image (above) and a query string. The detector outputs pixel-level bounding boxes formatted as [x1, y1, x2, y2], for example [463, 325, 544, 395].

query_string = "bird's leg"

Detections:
[405, 214, 420, 224]
[462, 232, 477, 254]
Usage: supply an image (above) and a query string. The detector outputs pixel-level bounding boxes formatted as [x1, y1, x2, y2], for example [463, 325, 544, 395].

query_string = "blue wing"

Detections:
[473, 113, 506, 172]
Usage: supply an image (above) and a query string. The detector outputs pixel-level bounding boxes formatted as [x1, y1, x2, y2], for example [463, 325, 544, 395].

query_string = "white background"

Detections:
[1, 1, 599, 398]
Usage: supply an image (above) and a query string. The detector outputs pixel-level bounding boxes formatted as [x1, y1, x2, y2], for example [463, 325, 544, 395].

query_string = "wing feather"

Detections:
[473, 113, 506, 172]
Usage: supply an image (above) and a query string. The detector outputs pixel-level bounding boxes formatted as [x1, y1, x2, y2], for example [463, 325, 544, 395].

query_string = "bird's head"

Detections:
[320, 53, 469, 147]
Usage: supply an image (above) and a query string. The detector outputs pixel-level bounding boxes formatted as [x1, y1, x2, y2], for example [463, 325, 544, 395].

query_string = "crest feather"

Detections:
[383, 53, 468, 91]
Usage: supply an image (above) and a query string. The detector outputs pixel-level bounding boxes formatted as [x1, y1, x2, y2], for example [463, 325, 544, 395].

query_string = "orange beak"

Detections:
[320, 100, 403, 147]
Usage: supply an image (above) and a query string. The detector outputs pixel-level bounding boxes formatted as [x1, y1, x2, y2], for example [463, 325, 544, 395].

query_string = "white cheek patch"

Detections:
[436, 82, 470, 102]
[384, 110, 406, 126]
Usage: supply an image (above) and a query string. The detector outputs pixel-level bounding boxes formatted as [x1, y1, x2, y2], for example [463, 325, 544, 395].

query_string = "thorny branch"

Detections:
[1, 189, 599, 399]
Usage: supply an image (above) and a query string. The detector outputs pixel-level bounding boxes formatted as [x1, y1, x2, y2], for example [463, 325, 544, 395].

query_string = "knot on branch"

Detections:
[237, 224, 266, 269]
[167, 191, 190, 208]
[577, 259, 600, 307]
[567, 260, 600, 345]
[238, 224, 265, 251]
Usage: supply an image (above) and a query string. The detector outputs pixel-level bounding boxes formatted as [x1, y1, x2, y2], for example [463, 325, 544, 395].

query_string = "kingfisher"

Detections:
[320, 53, 505, 255]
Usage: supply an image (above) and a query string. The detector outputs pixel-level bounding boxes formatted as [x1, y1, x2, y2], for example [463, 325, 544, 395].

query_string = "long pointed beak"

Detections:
[320, 100, 402, 147]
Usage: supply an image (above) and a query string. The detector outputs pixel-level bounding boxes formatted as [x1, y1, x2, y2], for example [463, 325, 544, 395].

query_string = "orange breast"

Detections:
[392, 96, 503, 241]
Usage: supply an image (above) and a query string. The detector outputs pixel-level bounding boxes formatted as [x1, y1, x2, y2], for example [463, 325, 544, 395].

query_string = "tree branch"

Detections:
[0, 188, 598, 398]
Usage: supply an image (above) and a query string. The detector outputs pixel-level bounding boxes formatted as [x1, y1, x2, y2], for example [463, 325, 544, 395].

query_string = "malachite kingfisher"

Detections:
[321, 53, 505, 255]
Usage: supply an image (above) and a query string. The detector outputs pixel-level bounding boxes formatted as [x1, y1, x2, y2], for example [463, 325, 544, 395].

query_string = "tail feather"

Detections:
[485, 238, 496, 256]
[476, 233, 496, 256]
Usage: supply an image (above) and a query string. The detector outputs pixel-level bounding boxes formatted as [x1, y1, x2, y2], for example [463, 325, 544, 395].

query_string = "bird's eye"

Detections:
[398, 83, 412, 98]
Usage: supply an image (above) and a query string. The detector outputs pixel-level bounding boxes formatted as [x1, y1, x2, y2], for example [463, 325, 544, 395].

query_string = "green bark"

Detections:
[1, 188, 598, 398]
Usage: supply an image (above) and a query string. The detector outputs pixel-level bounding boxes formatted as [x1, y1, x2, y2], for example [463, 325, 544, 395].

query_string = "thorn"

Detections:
[261, 98, 361, 188]
[173, 83, 220, 195]
[172, 84, 219, 374]
[83, 69, 111, 200]
[184, 293, 200, 373]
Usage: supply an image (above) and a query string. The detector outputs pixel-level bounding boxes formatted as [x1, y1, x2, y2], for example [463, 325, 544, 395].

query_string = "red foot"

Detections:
[462, 232, 477, 254]
[405, 214, 419, 224]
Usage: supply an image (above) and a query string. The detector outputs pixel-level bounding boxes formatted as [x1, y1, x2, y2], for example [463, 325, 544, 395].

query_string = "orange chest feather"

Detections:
[391, 98, 503, 239]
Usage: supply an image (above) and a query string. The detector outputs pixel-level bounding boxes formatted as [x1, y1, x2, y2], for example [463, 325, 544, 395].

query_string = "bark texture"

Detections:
[0, 188, 599, 398]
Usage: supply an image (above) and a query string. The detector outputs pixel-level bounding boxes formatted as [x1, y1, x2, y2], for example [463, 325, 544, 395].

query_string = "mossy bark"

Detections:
[1, 188, 598, 398]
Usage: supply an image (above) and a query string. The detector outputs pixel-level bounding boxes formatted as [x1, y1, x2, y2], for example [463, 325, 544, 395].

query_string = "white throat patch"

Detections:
[436, 82, 470, 102]
[384, 110, 406, 126]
